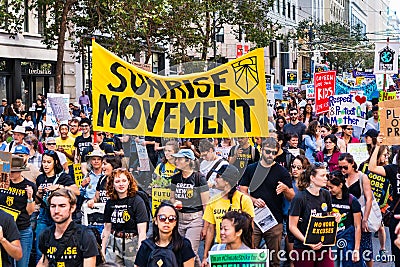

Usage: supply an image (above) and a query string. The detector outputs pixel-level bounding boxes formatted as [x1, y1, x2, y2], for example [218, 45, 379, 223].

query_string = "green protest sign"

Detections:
[209, 249, 269, 267]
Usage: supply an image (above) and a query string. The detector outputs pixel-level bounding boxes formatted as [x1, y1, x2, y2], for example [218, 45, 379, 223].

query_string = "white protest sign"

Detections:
[137, 138, 150, 171]
[305, 84, 315, 99]
[374, 42, 400, 74]
[82, 203, 106, 226]
[46, 93, 70, 126]
[328, 94, 366, 127]
[48, 97, 70, 122]
[347, 143, 369, 166]
[267, 91, 275, 117]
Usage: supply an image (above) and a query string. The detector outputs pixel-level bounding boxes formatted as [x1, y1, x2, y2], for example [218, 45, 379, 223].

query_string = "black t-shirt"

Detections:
[104, 196, 149, 233]
[170, 172, 208, 213]
[0, 178, 37, 230]
[275, 150, 294, 171]
[39, 221, 98, 267]
[145, 136, 161, 168]
[135, 238, 195, 267]
[384, 164, 400, 213]
[240, 162, 292, 223]
[36, 172, 75, 208]
[289, 189, 332, 249]
[81, 142, 114, 161]
[228, 145, 260, 175]
[331, 194, 361, 233]
[104, 136, 123, 153]
[95, 175, 109, 203]
[0, 210, 20, 267]
[74, 135, 92, 156]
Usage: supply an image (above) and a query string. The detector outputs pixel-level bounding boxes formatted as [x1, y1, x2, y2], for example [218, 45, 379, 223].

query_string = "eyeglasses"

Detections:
[47, 143, 56, 146]
[157, 214, 177, 223]
[80, 124, 89, 128]
[263, 149, 277, 155]
[338, 165, 348, 170]
[291, 165, 302, 170]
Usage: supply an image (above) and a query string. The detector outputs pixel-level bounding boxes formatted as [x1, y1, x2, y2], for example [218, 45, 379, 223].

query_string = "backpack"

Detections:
[135, 188, 152, 231]
[42, 224, 105, 266]
[143, 239, 179, 267]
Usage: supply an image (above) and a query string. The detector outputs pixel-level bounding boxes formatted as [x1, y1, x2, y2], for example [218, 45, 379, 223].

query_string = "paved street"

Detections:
[373, 227, 395, 267]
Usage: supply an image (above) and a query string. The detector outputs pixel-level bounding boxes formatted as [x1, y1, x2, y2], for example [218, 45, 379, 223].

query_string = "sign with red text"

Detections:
[328, 94, 366, 127]
[315, 71, 336, 114]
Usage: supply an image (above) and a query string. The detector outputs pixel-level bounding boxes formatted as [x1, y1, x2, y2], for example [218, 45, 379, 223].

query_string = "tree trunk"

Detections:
[201, 10, 211, 61]
[55, 0, 75, 93]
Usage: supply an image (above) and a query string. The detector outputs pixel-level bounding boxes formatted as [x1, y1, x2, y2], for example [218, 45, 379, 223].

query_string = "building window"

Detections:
[276, 0, 280, 14]
[24, 0, 29, 32]
[287, 2, 290, 17]
[282, 0, 286, 16]
[38, 4, 46, 34]
[292, 5, 296, 20]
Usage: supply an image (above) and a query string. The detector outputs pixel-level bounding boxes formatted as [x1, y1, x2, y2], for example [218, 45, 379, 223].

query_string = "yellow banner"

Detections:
[152, 188, 170, 216]
[74, 164, 83, 187]
[92, 42, 268, 138]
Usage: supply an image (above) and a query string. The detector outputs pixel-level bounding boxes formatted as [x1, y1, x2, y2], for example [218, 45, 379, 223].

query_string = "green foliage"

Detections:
[0, 0, 25, 36]
[295, 19, 374, 72]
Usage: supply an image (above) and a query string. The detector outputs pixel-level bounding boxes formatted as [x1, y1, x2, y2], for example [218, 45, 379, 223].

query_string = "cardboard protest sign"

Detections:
[152, 188, 170, 216]
[47, 96, 70, 122]
[0, 152, 11, 189]
[209, 249, 269, 267]
[285, 69, 298, 86]
[304, 216, 337, 246]
[92, 41, 268, 138]
[315, 71, 336, 114]
[328, 94, 366, 127]
[379, 99, 400, 145]
[46, 93, 70, 126]
[73, 163, 83, 186]
[347, 143, 369, 166]
[82, 203, 106, 226]
[374, 42, 399, 74]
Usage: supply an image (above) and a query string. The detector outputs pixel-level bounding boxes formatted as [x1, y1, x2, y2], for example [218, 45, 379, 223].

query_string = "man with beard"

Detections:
[56, 123, 76, 177]
[228, 137, 260, 175]
[37, 189, 98, 267]
[68, 118, 81, 139]
[283, 107, 306, 142]
[239, 137, 294, 267]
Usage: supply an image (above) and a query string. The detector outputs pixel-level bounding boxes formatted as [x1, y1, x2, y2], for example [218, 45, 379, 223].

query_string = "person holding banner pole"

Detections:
[368, 138, 400, 267]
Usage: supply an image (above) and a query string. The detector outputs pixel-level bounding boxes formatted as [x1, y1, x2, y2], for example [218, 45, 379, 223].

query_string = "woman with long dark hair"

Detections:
[40, 125, 55, 145]
[275, 116, 287, 135]
[316, 134, 341, 173]
[135, 203, 195, 267]
[327, 171, 363, 267]
[302, 104, 315, 127]
[289, 163, 340, 267]
[368, 140, 400, 267]
[102, 169, 149, 267]
[34, 150, 79, 263]
[202, 165, 254, 266]
[286, 96, 298, 115]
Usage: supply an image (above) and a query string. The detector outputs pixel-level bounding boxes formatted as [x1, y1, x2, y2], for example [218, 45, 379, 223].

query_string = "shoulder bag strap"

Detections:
[205, 159, 224, 180]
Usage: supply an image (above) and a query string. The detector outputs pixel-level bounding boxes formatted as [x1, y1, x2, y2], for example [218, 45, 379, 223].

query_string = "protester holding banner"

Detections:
[135, 203, 195, 267]
[316, 134, 341, 173]
[360, 144, 390, 261]
[34, 150, 79, 263]
[326, 171, 363, 267]
[102, 169, 149, 267]
[202, 165, 254, 266]
[338, 153, 374, 266]
[289, 163, 338, 267]
[368, 142, 400, 267]
[170, 149, 209, 267]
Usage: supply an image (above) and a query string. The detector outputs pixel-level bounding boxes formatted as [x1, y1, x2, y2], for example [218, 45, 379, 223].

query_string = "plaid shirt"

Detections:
[28, 151, 42, 170]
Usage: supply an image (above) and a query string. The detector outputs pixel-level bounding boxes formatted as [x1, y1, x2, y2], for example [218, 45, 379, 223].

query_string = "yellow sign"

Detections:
[0, 205, 20, 221]
[73, 164, 83, 187]
[152, 188, 170, 216]
[92, 42, 268, 138]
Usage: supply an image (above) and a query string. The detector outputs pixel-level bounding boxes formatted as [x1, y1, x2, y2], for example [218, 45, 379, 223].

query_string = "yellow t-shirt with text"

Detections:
[154, 162, 177, 180]
[203, 191, 255, 243]
[56, 136, 75, 166]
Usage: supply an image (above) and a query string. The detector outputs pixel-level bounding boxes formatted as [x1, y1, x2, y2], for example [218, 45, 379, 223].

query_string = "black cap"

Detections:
[212, 165, 240, 184]
[363, 129, 379, 138]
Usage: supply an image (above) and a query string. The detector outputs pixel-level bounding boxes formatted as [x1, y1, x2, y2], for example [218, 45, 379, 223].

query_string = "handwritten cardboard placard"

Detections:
[347, 143, 369, 166]
[379, 91, 398, 102]
[304, 216, 338, 246]
[328, 94, 366, 127]
[379, 99, 400, 145]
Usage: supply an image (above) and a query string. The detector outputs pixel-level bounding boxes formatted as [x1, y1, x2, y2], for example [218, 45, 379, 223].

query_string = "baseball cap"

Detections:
[2, 99, 7, 102]
[212, 164, 240, 184]
[13, 145, 30, 155]
[172, 149, 196, 160]
[362, 129, 379, 138]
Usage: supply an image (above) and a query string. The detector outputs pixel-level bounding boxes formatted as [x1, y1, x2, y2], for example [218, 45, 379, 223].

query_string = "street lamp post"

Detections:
[304, 21, 315, 82]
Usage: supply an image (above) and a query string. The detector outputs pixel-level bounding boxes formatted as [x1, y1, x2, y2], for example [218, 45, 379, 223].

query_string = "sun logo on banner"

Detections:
[232, 56, 259, 95]
[6, 196, 13, 206]
[123, 210, 131, 222]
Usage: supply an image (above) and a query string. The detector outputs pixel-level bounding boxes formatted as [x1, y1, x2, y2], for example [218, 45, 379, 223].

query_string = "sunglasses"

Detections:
[80, 124, 89, 128]
[345, 128, 353, 131]
[157, 214, 177, 223]
[290, 113, 298, 116]
[338, 165, 348, 170]
[44, 150, 56, 156]
[291, 165, 302, 170]
[47, 143, 56, 146]
[45, 128, 52, 130]
[314, 162, 327, 168]
[263, 149, 276, 155]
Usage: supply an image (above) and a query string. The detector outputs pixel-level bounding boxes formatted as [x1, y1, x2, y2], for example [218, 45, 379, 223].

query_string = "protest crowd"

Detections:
[2, 47, 400, 267]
